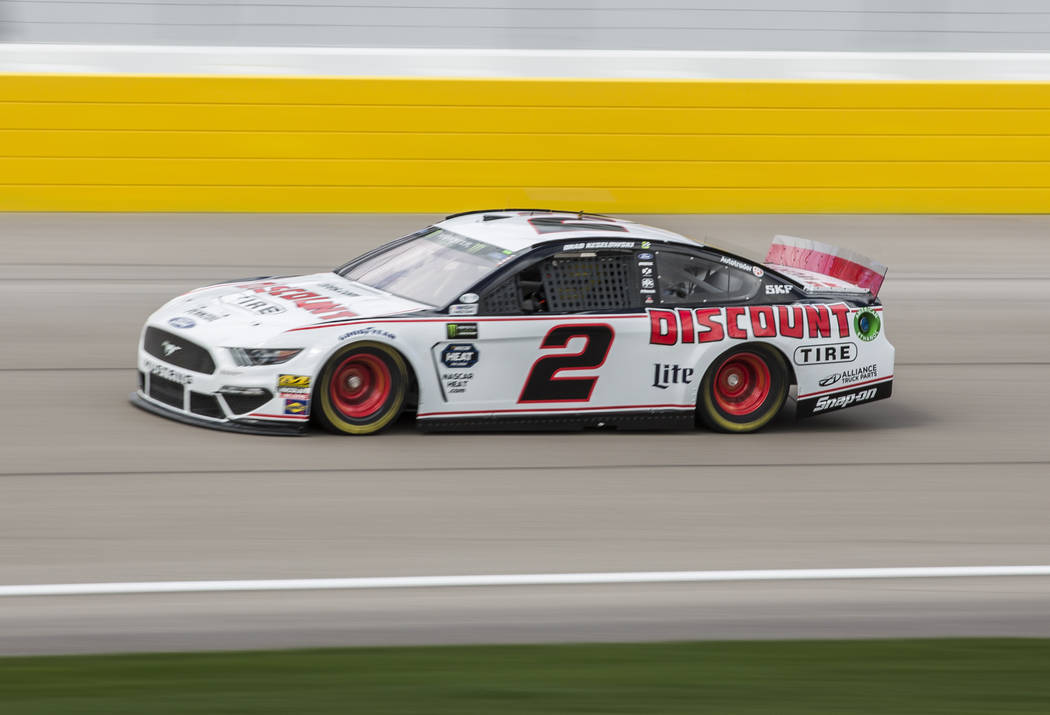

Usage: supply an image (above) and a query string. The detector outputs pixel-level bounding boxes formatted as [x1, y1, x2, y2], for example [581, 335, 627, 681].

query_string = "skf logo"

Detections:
[161, 340, 182, 357]
[284, 399, 309, 415]
[278, 374, 311, 389]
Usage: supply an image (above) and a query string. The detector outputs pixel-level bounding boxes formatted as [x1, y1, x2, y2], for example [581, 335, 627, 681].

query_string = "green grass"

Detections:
[2, 639, 1049, 714]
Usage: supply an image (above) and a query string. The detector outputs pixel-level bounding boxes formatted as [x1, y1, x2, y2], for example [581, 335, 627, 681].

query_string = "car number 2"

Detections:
[518, 324, 615, 403]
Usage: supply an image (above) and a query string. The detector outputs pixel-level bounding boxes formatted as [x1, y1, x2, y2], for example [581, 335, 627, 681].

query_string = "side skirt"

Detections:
[417, 409, 695, 433]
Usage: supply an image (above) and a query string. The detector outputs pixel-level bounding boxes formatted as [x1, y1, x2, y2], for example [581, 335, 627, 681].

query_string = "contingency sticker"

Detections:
[283, 399, 310, 416]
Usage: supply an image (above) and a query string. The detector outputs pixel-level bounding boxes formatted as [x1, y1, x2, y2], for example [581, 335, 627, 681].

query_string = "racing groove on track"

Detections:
[0, 213, 1048, 654]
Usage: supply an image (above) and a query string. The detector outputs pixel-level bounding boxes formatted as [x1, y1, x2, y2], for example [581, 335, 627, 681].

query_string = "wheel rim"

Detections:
[329, 353, 391, 418]
[713, 352, 771, 416]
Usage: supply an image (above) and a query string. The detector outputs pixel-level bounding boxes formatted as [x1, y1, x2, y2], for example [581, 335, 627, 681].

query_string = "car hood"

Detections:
[151, 272, 429, 346]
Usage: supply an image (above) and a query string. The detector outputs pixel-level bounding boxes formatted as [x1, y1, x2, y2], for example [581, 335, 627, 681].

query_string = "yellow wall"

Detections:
[2, 74, 1050, 212]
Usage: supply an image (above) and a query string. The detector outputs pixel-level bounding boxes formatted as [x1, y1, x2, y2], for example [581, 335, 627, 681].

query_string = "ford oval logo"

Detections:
[168, 316, 196, 329]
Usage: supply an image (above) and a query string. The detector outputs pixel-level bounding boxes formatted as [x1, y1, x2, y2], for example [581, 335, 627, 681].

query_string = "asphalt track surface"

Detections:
[1, 213, 1048, 655]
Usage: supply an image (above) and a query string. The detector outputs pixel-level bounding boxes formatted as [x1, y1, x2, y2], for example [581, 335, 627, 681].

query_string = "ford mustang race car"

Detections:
[132, 210, 893, 436]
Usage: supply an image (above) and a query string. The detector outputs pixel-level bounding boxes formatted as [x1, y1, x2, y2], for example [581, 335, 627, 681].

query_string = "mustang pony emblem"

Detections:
[161, 341, 182, 357]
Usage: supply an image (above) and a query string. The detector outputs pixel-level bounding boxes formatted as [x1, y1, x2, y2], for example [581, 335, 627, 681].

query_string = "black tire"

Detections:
[697, 344, 790, 433]
[315, 341, 408, 435]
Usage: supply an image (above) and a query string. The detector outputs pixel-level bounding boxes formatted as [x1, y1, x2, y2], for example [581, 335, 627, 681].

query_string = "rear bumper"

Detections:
[795, 378, 893, 419]
[130, 392, 308, 436]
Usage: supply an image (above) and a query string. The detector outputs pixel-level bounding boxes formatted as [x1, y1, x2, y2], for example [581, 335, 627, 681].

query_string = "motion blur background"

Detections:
[3, 1, 1050, 211]
[2, 0, 1050, 50]
[1, 4, 1049, 711]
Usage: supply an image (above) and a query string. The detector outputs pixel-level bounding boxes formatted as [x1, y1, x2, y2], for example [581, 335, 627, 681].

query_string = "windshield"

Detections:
[341, 228, 512, 306]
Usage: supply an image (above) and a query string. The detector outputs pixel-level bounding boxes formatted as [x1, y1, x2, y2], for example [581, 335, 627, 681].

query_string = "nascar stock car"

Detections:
[132, 209, 893, 436]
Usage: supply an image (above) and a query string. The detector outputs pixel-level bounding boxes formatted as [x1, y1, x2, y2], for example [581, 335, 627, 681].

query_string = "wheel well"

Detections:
[773, 344, 797, 387]
[699, 342, 796, 388]
[694, 341, 795, 433]
[401, 351, 421, 413]
[310, 341, 421, 423]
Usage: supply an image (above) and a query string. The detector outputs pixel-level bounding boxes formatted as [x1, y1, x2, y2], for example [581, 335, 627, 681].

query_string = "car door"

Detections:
[642, 245, 773, 399]
[426, 246, 666, 416]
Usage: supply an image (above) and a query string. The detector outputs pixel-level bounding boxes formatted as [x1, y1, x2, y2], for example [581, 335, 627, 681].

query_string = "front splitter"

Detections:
[130, 392, 308, 436]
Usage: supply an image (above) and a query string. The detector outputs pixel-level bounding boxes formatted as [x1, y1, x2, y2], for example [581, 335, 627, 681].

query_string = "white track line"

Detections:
[3, 565, 1050, 597]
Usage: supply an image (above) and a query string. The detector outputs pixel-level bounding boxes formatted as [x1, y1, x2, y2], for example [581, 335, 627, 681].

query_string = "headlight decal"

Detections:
[228, 348, 303, 366]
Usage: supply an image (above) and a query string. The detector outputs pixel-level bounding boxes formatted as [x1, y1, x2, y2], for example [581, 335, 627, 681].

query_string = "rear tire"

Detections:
[698, 345, 789, 433]
[315, 342, 408, 435]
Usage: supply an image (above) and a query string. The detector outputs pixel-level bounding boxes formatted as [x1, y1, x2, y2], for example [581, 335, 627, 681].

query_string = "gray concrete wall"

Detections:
[3, 0, 1050, 51]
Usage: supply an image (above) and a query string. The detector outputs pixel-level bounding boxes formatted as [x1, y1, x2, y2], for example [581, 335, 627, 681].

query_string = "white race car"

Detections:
[133, 210, 893, 436]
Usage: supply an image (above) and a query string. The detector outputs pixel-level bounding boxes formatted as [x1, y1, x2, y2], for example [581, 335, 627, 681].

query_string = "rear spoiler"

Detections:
[765, 235, 888, 298]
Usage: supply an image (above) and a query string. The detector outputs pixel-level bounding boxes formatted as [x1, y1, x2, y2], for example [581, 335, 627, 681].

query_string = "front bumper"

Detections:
[131, 391, 307, 436]
[136, 324, 315, 436]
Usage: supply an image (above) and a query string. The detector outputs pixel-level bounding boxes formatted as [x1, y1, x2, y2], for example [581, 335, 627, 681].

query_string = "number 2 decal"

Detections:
[518, 324, 615, 403]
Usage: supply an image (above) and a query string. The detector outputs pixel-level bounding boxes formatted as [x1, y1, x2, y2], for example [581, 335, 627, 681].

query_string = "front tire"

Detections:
[315, 342, 408, 435]
[698, 345, 789, 433]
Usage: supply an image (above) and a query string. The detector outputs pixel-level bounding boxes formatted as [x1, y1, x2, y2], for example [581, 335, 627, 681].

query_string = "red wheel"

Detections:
[316, 342, 409, 435]
[712, 352, 771, 416]
[329, 353, 392, 419]
[698, 345, 789, 433]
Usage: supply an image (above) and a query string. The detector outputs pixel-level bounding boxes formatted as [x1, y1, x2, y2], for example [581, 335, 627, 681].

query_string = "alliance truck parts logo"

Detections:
[817, 363, 878, 388]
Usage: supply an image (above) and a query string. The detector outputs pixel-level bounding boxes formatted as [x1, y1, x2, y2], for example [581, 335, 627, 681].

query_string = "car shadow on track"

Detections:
[346, 398, 931, 438]
[763, 398, 930, 434]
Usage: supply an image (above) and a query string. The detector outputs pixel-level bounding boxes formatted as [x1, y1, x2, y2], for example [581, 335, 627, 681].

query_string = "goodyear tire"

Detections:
[315, 342, 408, 435]
[698, 344, 789, 434]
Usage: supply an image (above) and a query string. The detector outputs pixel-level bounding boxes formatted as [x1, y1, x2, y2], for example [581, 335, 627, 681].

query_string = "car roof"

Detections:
[434, 210, 702, 254]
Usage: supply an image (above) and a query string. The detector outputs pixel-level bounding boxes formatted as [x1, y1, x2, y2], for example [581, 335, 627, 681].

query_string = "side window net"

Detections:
[480, 278, 521, 314]
[479, 252, 638, 314]
[542, 254, 634, 312]
[479, 263, 550, 314]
